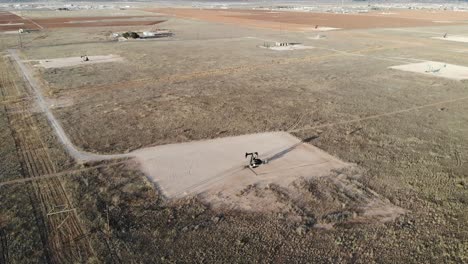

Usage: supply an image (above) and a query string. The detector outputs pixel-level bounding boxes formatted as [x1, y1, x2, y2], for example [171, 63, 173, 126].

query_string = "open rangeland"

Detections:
[0, 5, 467, 263]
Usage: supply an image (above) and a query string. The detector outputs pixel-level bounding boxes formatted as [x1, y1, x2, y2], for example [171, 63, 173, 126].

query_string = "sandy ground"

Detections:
[389, 61, 468, 80]
[433, 35, 468, 43]
[133, 132, 347, 198]
[30, 55, 124, 69]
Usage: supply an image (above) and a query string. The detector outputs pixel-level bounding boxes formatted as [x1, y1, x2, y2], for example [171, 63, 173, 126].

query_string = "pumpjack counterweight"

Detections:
[245, 152, 266, 169]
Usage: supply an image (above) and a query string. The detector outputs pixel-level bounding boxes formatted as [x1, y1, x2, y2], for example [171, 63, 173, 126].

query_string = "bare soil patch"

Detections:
[33, 16, 166, 29]
[389, 61, 468, 80]
[0, 12, 165, 31]
[133, 132, 404, 223]
[433, 35, 468, 43]
[29, 55, 124, 69]
[134, 132, 346, 198]
[367, 9, 468, 21]
[0, 11, 39, 31]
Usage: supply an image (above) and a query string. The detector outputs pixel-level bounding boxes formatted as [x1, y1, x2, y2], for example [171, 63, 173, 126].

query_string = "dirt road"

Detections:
[9, 49, 131, 163]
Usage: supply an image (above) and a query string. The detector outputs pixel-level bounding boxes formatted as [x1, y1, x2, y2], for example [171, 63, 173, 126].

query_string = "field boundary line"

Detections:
[0, 161, 127, 188]
[288, 95, 468, 133]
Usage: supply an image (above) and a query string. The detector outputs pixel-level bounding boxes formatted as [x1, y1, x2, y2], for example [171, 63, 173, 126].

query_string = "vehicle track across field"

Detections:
[1, 55, 95, 263]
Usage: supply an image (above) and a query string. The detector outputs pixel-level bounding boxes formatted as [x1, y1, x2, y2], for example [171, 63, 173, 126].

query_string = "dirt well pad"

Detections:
[133, 132, 404, 220]
[30, 55, 124, 69]
[433, 35, 468, 43]
[133, 132, 349, 198]
[389, 61, 468, 80]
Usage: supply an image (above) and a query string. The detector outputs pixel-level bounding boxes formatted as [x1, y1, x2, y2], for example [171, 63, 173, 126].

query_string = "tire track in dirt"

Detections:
[0, 161, 126, 188]
[288, 95, 468, 134]
[454, 149, 462, 167]
[1, 55, 95, 263]
[6, 103, 95, 263]
[57, 43, 414, 98]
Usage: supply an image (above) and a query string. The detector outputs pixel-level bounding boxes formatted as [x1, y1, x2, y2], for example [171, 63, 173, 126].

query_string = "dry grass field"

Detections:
[0, 5, 467, 263]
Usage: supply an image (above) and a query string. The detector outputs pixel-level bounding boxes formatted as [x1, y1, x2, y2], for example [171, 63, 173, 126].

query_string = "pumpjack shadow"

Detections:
[244, 136, 318, 169]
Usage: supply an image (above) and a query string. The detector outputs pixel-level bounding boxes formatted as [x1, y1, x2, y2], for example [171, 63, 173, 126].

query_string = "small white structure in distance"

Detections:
[389, 61, 468, 81]
[302, 26, 341, 32]
[268, 44, 314, 51]
[308, 34, 327, 40]
[142, 31, 157, 37]
[141, 30, 172, 38]
[260, 42, 314, 51]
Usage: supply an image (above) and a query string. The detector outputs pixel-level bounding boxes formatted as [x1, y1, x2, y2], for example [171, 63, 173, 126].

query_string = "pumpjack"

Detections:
[245, 152, 265, 169]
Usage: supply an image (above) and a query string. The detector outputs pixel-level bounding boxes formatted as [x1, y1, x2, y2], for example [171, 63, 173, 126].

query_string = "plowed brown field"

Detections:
[148, 8, 468, 30]
[0, 11, 40, 31]
[33, 16, 165, 29]
[0, 12, 165, 31]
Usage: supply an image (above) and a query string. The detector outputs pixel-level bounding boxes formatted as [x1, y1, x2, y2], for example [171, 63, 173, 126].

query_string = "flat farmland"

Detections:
[0, 11, 165, 31]
[367, 9, 468, 21]
[32, 16, 165, 29]
[0, 11, 40, 31]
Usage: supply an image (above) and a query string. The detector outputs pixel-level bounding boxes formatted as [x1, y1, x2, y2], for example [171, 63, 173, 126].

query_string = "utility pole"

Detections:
[18, 30, 22, 49]
[18, 10, 25, 49]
